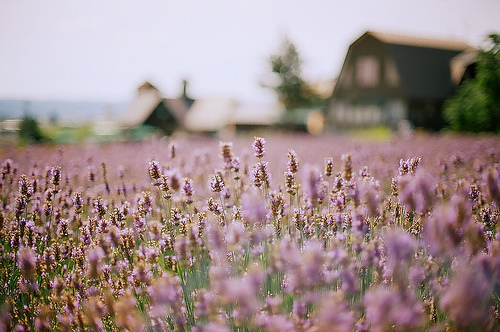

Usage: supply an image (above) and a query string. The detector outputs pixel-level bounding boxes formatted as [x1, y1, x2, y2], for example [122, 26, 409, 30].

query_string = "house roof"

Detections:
[120, 81, 190, 129]
[230, 104, 284, 126]
[164, 98, 190, 123]
[366, 31, 472, 51]
[120, 87, 163, 128]
[450, 49, 478, 85]
[183, 98, 237, 132]
[138, 81, 157, 90]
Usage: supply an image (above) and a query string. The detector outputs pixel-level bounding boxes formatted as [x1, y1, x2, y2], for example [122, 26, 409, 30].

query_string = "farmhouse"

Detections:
[120, 81, 193, 135]
[326, 31, 473, 130]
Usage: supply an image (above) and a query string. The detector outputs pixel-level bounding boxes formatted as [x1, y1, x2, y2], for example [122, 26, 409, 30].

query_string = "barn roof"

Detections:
[355, 31, 474, 100]
[366, 31, 471, 51]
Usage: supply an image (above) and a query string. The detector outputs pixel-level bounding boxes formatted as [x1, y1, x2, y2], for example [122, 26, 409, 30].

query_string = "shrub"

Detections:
[444, 33, 500, 133]
[18, 116, 47, 144]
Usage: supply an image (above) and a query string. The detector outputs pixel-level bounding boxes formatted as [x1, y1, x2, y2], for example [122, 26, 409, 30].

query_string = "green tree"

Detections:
[264, 38, 321, 110]
[444, 33, 500, 133]
[19, 116, 46, 144]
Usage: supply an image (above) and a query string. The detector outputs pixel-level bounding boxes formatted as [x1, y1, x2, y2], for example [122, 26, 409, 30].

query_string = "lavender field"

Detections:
[1, 132, 500, 331]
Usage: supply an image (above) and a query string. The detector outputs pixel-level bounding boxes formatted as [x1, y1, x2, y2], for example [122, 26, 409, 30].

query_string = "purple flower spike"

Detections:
[252, 137, 266, 158]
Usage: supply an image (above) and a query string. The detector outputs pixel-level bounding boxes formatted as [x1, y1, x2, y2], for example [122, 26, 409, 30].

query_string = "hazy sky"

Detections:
[1, 1, 499, 104]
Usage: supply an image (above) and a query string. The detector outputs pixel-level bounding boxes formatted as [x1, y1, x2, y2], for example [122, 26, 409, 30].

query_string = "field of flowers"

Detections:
[1, 132, 500, 331]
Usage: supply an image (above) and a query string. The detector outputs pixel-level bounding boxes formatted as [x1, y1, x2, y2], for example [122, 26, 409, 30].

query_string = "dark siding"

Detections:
[144, 103, 179, 135]
[407, 100, 444, 130]
[386, 44, 463, 100]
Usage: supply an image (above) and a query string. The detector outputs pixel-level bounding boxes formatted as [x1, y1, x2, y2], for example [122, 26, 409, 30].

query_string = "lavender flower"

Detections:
[304, 165, 326, 207]
[357, 179, 381, 216]
[195, 322, 231, 332]
[231, 156, 240, 174]
[364, 286, 425, 331]
[312, 293, 355, 331]
[114, 292, 145, 331]
[87, 165, 95, 183]
[440, 259, 493, 328]
[269, 190, 285, 220]
[284, 170, 295, 194]
[207, 197, 223, 215]
[422, 193, 474, 257]
[287, 149, 299, 173]
[382, 228, 417, 283]
[168, 141, 176, 158]
[219, 271, 262, 322]
[333, 172, 344, 191]
[73, 192, 83, 214]
[181, 177, 194, 204]
[93, 196, 107, 219]
[86, 246, 105, 279]
[399, 157, 421, 176]
[383, 228, 416, 266]
[166, 168, 182, 191]
[330, 189, 347, 212]
[220, 141, 234, 168]
[156, 175, 171, 197]
[17, 246, 37, 280]
[484, 167, 500, 206]
[256, 314, 295, 332]
[209, 171, 225, 193]
[18, 174, 33, 198]
[194, 289, 217, 318]
[242, 188, 268, 225]
[252, 162, 270, 188]
[148, 160, 162, 181]
[51, 166, 61, 187]
[1, 158, 13, 178]
[341, 154, 353, 181]
[252, 136, 266, 158]
[398, 170, 435, 213]
[324, 157, 333, 177]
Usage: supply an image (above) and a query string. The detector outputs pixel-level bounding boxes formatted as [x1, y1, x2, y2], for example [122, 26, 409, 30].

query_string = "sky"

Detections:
[1, 0, 500, 105]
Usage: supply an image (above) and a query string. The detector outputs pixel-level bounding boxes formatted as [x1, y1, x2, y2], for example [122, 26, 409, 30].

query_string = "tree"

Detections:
[444, 33, 500, 133]
[263, 38, 321, 110]
[19, 116, 46, 144]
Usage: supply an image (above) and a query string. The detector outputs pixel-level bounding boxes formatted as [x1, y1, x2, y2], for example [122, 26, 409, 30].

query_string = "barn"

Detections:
[326, 31, 473, 130]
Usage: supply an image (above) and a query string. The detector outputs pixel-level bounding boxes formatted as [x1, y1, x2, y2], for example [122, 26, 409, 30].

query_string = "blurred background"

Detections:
[1, 1, 499, 144]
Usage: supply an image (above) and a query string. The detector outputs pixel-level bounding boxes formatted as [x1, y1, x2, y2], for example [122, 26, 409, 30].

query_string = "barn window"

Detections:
[356, 56, 379, 87]
[385, 59, 399, 86]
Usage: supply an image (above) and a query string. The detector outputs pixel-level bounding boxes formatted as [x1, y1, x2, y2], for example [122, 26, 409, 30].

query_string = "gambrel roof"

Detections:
[366, 31, 471, 52]
[346, 31, 474, 100]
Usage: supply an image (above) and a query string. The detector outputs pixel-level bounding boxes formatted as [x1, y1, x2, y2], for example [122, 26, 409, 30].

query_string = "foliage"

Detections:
[18, 116, 47, 144]
[264, 38, 323, 110]
[444, 33, 500, 133]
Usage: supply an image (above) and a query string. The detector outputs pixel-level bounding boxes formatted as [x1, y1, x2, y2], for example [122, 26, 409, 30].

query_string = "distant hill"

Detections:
[0, 99, 128, 125]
